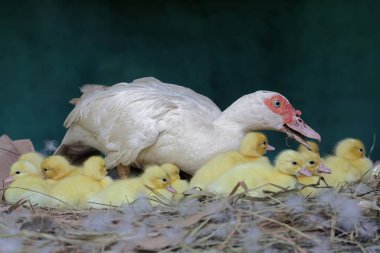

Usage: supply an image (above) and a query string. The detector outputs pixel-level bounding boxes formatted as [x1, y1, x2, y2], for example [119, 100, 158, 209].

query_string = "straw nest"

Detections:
[0, 176, 379, 253]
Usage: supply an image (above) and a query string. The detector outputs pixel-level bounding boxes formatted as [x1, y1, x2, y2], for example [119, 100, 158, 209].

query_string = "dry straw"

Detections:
[0, 176, 379, 253]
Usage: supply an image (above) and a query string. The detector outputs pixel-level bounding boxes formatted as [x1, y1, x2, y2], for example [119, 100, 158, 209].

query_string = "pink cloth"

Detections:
[0, 135, 35, 190]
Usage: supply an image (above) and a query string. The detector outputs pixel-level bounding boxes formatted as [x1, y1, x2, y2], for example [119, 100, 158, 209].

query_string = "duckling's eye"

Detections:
[15, 171, 21, 175]
[43, 168, 48, 172]
[309, 160, 315, 165]
[162, 178, 167, 183]
[359, 148, 363, 152]
[292, 161, 297, 165]
[263, 141, 267, 145]
[273, 100, 281, 108]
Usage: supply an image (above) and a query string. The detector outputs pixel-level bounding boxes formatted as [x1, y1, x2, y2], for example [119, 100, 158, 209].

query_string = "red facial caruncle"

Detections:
[264, 93, 321, 146]
[264, 95, 301, 124]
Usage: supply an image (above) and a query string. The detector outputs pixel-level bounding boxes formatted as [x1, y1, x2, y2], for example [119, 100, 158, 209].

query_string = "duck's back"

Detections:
[59, 77, 222, 169]
[65, 77, 221, 127]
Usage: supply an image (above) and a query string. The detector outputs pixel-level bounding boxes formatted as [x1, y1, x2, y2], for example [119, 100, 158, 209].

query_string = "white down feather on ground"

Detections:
[0, 178, 380, 253]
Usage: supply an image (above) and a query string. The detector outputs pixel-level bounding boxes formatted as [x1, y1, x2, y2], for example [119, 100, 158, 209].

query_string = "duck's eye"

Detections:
[43, 168, 48, 172]
[273, 100, 281, 108]
[15, 171, 21, 175]
[292, 161, 297, 165]
[162, 178, 167, 183]
[263, 141, 267, 145]
[309, 160, 315, 165]
[359, 148, 363, 152]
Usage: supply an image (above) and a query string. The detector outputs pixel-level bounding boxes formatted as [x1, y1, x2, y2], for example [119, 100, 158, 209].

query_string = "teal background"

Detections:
[0, 0, 379, 160]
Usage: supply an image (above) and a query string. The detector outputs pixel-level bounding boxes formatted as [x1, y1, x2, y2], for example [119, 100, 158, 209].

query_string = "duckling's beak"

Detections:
[4, 175, 14, 183]
[266, 144, 275, 151]
[297, 167, 312, 177]
[166, 185, 177, 193]
[317, 164, 331, 174]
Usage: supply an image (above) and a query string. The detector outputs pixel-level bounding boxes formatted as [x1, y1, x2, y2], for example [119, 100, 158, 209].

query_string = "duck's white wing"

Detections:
[69, 84, 108, 105]
[60, 77, 221, 168]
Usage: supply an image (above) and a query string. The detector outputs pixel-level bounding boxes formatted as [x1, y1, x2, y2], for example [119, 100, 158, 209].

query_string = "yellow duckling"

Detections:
[335, 138, 373, 180]
[298, 141, 320, 154]
[5, 160, 51, 206]
[40, 155, 82, 181]
[18, 152, 44, 169]
[88, 164, 177, 208]
[153, 164, 189, 203]
[323, 138, 373, 188]
[297, 151, 331, 197]
[189, 132, 274, 189]
[82, 156, 113, 188]
[48, 174, 103, 208]
[162, 164, 188, 194]
[207, 150, 312, 196]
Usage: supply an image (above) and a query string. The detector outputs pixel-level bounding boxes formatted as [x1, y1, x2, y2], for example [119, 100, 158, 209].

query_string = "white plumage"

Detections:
[57, 77, 320, 175]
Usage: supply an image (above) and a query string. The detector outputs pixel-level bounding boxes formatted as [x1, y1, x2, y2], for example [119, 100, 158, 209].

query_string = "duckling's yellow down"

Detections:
[5, 160, 52, 206]
[189, 132, 273, 189]
[88, 164, 175, 208]
[207, 150, 310, 197]
[323, 138, 373, 188]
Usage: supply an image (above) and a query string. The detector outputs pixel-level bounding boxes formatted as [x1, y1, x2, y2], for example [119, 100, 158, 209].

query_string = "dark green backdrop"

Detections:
[0, 0, 379, 160]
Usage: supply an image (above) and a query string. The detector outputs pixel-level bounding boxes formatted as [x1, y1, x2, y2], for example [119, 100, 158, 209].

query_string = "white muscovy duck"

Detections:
[56, 77, 320, 175]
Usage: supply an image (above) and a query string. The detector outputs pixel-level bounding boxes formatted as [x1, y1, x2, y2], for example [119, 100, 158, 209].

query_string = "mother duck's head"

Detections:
[217, 90, 321, 150]
[263, 91, 321, 145]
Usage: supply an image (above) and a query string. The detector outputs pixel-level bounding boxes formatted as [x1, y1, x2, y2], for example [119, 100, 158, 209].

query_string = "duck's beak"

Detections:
[266, 144, 275, 151]
[317, 164, 331, 174]
[297, 167, 312, 177]
[282, 115, 321, 150]
[166, 185, 177, 193]
[4, 175, 14, 183]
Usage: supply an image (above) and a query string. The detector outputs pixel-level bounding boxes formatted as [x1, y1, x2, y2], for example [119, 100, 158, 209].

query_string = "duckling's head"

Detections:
[19, 152, 44, 166]
[239, 132, 275, 157]
[40, 155, 72, 180]
[5, 160, 41, 183]
[141, 165, 177, 193]
[298, 141, 320, 154]
[301, 152, 331, 175]
[161, 163, 181, 182]
[335, 138, 366, 160]
[83, 156, 107, 179]
[275, 150, 312, 176]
